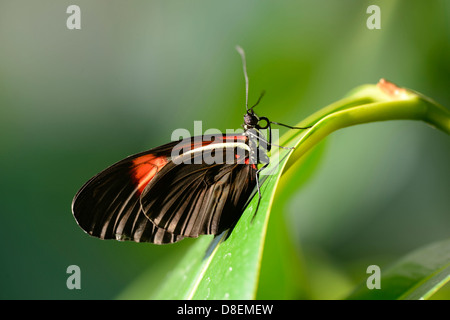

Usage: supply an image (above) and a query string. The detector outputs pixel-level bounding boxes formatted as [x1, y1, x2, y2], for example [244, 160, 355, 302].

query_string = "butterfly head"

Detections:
[244, 110, 259, 129]
[243, 110, 269, 130]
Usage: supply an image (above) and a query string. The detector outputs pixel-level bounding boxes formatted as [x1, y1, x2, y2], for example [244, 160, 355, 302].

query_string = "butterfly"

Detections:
[71, 46, 311, 244]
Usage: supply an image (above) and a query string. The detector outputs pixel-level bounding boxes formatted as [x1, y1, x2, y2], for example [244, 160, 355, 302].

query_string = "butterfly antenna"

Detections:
[249, 90, 266, 111]
[236, 45, 249, 112]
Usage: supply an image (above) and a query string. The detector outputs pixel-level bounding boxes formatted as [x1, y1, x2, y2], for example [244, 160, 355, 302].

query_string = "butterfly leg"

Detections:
[246, 128, 294, 151]
[251, 161, 270, 223]
[269, 121, 312, 130]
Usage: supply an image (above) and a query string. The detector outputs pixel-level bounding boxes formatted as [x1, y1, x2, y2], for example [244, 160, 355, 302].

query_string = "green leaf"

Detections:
[346, 239, 450, 300]
[255, 140, 328, 299]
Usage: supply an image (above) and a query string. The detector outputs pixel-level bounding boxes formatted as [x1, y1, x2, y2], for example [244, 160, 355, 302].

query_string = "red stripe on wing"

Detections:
[131, 154, 169, 194]
[244, 157, 257, 170]
[131, 134, 248, 194]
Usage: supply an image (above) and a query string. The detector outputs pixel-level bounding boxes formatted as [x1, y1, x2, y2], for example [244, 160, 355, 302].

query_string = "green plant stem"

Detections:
[281, 81, 450, 172]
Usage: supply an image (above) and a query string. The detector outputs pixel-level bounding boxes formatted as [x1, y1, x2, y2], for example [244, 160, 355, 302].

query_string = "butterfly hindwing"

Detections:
[140, 152, 257, 238]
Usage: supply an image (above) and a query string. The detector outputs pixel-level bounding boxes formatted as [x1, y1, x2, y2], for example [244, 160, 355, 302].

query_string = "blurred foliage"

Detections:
[0, 0, 448, 299]
[347, 238, 450, 300]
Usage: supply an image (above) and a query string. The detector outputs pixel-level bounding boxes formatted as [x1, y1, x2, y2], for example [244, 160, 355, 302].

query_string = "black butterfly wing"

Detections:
[72, 134, 257, 244]
[140, 148, 258, 238]
[72, 141, 185, 244]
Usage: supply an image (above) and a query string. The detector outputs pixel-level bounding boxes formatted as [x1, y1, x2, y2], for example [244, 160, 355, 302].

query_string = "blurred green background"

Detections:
[0, 0, 449, 299]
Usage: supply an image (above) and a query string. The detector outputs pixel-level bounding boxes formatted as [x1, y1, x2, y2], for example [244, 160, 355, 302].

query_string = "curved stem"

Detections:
[279, 79, 450, 172]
